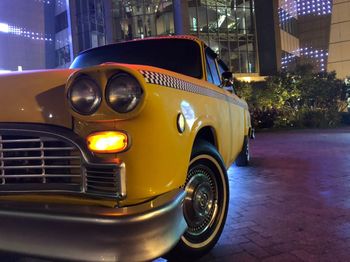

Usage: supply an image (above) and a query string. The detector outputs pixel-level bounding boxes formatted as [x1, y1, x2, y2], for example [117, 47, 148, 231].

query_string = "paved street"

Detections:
[2, 128, 350, 262]
[199, 128, 350, 262]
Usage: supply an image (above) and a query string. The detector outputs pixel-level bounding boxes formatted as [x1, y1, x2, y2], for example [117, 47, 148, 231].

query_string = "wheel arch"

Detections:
[193, 126, 218, 151]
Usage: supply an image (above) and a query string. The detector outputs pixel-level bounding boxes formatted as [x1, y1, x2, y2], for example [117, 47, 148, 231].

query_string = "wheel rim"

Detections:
[183, 163, 219, 240]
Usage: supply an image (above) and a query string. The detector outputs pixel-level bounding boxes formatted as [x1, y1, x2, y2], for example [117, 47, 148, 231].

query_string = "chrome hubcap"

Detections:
[184, 167, 218, 236]
[194, 183, 212, 217]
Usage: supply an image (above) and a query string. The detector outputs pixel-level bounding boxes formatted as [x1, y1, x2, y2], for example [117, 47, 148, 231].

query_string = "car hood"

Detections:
[0, 69, 75, 128]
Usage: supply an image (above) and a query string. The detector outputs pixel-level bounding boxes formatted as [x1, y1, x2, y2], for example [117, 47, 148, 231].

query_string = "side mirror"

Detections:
[221, 71, 234, 93]
[222, 71, 233, 81]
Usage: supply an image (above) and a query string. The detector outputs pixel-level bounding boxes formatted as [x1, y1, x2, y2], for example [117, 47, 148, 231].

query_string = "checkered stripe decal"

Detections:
[139, 70, 248, 109]
[140, 70, 201, 94]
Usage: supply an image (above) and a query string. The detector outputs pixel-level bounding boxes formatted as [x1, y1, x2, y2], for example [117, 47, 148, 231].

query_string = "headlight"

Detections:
[67, 75, 101, 115]
[106, 73, 143, 113]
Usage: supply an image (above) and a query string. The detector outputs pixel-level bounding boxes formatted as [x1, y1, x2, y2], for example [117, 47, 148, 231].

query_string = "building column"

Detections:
[103, 0, 114, 44]
[173, 0, 190, 35]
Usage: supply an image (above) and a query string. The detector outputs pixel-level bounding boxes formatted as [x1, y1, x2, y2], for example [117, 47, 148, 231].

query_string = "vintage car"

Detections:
[0, 35, 252, 261]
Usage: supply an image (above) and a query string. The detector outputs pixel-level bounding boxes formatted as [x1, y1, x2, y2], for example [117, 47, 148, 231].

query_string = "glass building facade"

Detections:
[54, 0, 74, 68]
[0, 0, 73, 71]
[279, 0, 300, 71]
[297, 0, 332, 72]
[0, 0, 258, 74]
[72, 0, 107, 52]
[111, 0, 175, 40]
[0, 0, 53, 71]
[109, 0, 257, 74]
[188, 0, 256, 73]
[278, 0, 333, 72]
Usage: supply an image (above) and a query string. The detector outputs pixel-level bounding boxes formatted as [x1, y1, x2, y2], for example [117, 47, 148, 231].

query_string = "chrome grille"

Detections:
[0, 134, 82, 192]
[0, 127, 124, 199]
[85, 165, 123, 198]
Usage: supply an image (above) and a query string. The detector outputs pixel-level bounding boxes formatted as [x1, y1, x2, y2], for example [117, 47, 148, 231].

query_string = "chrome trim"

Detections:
[0, 133, 81, 191]
[0, 156, 80, 160]
[120, 163, 126, 197]
[0, 138, 4, 184]
[0, 147, 76, 152]
[0, 165, 80, 169]
[0, 174, 81, 178]
[84, 163, 124, 199]
[0, 138, 42, 143]
[0, 124, 93, 163]
[0, 189, 187, 261]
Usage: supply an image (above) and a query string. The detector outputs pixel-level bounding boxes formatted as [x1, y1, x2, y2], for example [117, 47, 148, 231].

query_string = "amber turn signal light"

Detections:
[87, 131, 128, 153]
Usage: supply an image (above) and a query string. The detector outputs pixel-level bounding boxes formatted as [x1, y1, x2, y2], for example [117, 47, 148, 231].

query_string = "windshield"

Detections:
[70, 38, 202, 79]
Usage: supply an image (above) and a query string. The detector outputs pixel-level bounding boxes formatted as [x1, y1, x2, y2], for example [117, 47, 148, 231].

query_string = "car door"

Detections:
[205, 48, 233, 166]
[217, 60, 245, 163]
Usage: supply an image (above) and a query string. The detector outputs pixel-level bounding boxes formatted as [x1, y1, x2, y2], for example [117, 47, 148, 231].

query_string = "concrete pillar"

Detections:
[103, 0, 114, 44]
[173, 0, 190, 35]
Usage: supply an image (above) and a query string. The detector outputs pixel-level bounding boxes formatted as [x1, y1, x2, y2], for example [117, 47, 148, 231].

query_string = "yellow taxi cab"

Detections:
[0, 35, 252, 261]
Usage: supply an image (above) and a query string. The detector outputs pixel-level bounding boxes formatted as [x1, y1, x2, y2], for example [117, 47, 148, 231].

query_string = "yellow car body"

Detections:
[0, 36, 251, 261]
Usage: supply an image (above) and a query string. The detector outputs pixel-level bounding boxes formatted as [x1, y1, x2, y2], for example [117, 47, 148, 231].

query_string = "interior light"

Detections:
[87, 131, 128, 153]
[242, 77, 252, 83]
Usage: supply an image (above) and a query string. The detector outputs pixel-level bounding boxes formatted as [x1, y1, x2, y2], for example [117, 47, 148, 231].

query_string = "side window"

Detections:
[218, 62, 225, 76]
[206, 60, 214, 84]
[205, 50, 221, 86]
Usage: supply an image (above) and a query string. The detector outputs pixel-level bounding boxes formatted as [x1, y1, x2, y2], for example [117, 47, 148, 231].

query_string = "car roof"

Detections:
[78, 35, 203, 56]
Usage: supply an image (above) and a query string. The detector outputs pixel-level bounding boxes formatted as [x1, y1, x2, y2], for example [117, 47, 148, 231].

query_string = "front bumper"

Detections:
[0, 189, 187, 261]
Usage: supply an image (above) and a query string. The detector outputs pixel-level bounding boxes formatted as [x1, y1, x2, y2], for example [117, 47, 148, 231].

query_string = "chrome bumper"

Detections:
[0, 189, 187, 261]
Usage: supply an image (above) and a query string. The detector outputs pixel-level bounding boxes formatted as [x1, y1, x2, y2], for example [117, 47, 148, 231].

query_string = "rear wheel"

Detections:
[236, 136, 250, 166]
[169, 141, 229, 260]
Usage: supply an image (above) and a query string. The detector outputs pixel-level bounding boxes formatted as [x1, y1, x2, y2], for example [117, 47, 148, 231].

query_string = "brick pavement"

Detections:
[2, 128, 350, 262]
[199, 128, 350, 262]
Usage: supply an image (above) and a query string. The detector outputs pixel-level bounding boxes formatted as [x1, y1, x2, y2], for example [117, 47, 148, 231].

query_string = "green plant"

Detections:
[235, 65, 349, 129]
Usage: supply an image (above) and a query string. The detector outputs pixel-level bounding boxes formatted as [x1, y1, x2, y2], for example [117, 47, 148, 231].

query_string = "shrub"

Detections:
[340, 112, 350, 125]
[235, 65, 349, 129]
[300, 110, 325, 128]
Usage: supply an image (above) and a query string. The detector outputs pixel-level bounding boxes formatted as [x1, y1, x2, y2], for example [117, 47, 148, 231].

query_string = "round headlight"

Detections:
[106, 73, 143, 113]
[68, 76, 101, 115]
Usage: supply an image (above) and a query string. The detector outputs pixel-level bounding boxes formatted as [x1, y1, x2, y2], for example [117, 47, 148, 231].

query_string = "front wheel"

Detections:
[169, 141, 229, 260]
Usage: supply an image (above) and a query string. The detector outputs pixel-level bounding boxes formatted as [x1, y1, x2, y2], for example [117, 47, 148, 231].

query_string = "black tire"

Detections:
[168, 140, 229, 260]
[236, 136, 250, 167]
